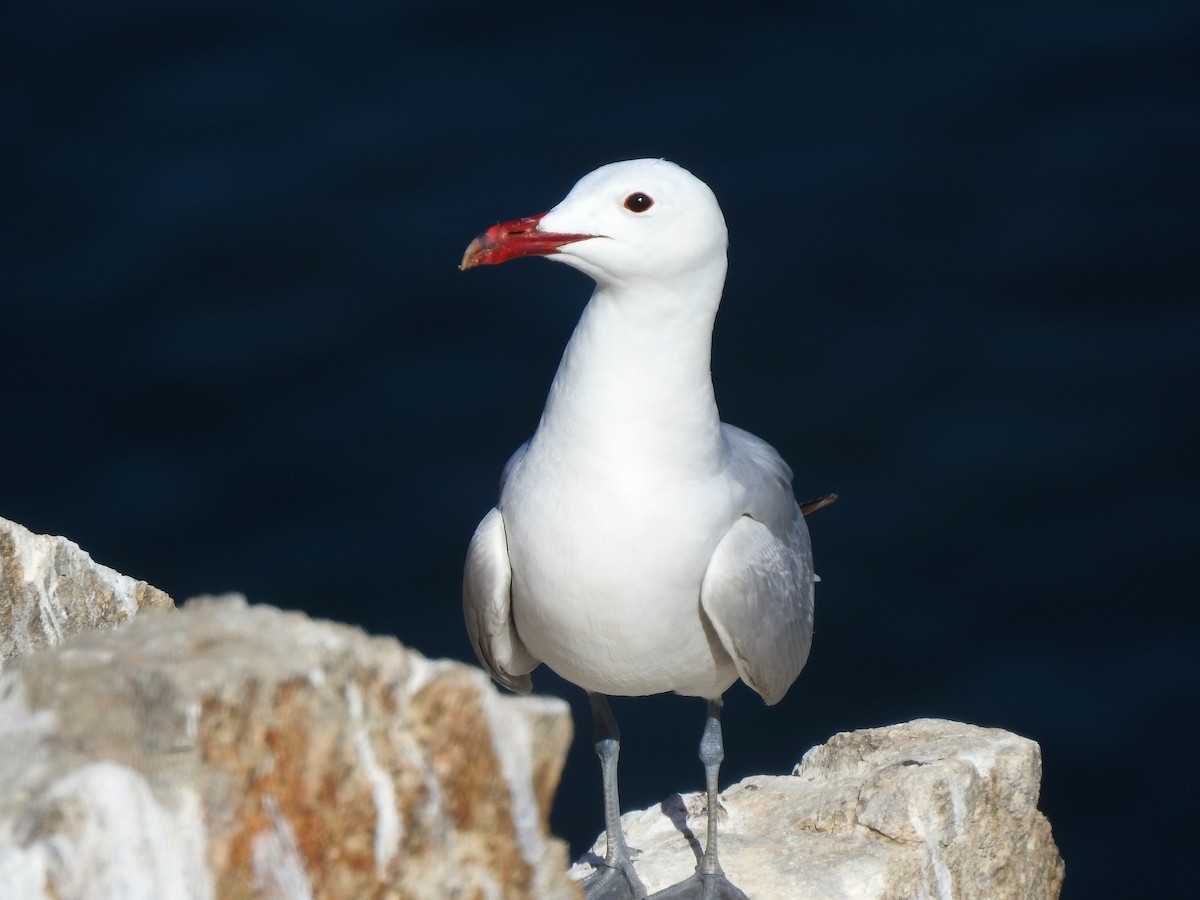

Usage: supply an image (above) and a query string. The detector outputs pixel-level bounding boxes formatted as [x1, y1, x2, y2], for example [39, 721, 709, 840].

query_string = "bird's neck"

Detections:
[534, 270, 727, 473]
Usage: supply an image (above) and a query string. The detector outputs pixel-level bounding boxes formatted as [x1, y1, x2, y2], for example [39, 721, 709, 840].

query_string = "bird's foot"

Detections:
[649, 871, 750, 900]
[582, 860, 649, 900]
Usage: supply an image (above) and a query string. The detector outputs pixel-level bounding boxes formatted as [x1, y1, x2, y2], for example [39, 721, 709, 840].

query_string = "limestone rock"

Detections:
[1, 515, 174, 667]
[1, 518, 1063, 898]
[0, 594, 579, 900]
[571, 718, 1064, 899]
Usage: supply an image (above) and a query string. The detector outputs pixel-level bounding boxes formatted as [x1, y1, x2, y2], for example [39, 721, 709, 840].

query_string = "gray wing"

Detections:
[700, 425, 815, 705]
[463, 442, 539, 693]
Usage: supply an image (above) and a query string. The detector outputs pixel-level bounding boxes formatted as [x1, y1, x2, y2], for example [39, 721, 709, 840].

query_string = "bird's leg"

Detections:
[650, 698, 749, 900]
[697, 699, 727, 878]
[583, 692, 649, 900]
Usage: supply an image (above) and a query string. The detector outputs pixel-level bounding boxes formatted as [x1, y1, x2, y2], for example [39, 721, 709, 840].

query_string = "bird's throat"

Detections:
[534, 287, 725, 475]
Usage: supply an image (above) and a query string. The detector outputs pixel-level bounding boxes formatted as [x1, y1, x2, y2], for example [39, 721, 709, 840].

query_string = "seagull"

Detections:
[460, 159, 831, 900]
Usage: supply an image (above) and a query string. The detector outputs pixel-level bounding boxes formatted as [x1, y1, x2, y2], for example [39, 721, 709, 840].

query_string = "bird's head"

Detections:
[460, 159, 728, 289]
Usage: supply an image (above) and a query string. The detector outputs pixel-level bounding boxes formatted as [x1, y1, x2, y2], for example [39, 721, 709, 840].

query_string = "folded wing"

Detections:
[463, 506, 538, 693]
[700, 425, 816, 705]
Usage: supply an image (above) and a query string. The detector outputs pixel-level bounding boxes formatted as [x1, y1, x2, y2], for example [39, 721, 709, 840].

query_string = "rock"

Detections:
[0, 594, 579, 900]
[571, 718, 1064, 899]
[1, 518, 1063, 898]
[1, 515, 174, 668]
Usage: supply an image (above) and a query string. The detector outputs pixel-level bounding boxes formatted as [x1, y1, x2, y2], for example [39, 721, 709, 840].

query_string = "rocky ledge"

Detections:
[0, 516, 1062, 898]
[571, 718, 1064, 899]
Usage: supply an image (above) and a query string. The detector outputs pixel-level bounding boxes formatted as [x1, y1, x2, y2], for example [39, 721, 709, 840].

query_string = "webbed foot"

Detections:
[582, 860, 649, 899]
[649, 871, 750, 899]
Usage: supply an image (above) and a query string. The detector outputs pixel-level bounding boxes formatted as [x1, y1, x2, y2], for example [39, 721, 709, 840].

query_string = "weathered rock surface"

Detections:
[571, 718, 1064, 899]
[1, 518, 1063, 899]
[0, 594, 578, 900]
[1, 515, 174, 668]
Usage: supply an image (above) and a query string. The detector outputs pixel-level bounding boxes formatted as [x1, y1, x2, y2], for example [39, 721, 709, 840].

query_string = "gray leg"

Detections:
[583, 693, 649, 900]
[650, 698, 749, 900]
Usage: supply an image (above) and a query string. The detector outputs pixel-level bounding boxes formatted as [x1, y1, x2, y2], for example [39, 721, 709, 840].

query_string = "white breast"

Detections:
[502, 444, 742, 698]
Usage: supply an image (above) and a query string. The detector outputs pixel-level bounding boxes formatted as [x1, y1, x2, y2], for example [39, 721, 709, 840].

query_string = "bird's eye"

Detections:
[624, 192, 654, 213]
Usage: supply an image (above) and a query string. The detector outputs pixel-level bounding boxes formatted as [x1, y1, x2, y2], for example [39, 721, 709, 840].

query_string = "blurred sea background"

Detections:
[5, 2, 1196, 897]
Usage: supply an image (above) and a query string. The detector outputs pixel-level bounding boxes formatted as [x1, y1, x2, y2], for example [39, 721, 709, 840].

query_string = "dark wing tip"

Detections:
[799, 493, 838, 518]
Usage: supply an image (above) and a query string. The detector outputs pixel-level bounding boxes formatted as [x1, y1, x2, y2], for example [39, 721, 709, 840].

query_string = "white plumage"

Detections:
[460, 158, 823, 900]
[463, 159, 814, 705]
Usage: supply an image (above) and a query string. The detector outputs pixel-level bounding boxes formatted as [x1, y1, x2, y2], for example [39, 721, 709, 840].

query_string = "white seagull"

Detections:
[461, 159, 832, 900]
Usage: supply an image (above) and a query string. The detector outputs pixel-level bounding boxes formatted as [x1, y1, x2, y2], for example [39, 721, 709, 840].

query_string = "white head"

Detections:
[461, 159, 728, 291]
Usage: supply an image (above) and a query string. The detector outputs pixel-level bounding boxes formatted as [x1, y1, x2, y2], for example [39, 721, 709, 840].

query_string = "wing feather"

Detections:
[700, 425, 816, 705]
[462, 506, 538, 693]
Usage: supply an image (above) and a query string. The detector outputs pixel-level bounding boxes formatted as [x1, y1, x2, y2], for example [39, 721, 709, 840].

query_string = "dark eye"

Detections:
[624, 192, 654, 213]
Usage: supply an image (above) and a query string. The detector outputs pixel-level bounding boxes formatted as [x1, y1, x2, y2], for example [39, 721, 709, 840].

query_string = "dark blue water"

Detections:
[5, 2, 1196, 896]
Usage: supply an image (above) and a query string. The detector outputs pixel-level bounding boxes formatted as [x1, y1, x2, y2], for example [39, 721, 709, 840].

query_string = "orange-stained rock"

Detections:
[0, 593, 578, 899]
